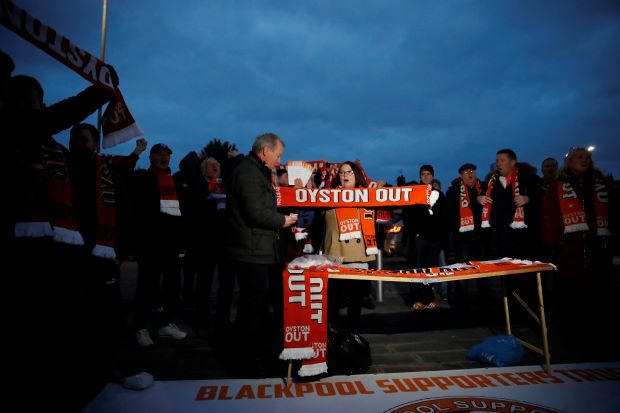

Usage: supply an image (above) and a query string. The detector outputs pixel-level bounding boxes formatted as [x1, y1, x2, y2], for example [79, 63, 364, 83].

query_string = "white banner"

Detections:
[84, 362, 620, 413]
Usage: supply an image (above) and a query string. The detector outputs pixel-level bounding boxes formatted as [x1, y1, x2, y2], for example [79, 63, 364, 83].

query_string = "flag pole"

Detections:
[97, 0, 108, 136]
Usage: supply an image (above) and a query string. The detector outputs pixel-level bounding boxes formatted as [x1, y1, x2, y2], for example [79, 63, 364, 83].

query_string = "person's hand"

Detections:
[477, 195, 492, 205]
[283, 213, 298, 228]
[293, 178, 303, 188]
[375, 180, 386, 188]
[514, 195, 529, 207]
[133, 138, 147, 156]
[228, 149, 239, 158]
[106, 64, 120, 88]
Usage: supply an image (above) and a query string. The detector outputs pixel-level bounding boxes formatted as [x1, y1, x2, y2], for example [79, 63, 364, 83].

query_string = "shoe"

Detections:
[122, 371, 155, 390]
[136, 329, 154, 347]
[158, 323, 187, 340]
[411, 302, 426, 311]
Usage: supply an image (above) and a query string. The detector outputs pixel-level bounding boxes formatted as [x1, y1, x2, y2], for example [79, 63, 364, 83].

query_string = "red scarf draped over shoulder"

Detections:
[151, 169, 181, 216]
[557, 179, 610, 236]
[334, 208, 378, 255]
[14, 141, 84, 245]
[458, 179, 481, 232]
[481, 168, 526, 229]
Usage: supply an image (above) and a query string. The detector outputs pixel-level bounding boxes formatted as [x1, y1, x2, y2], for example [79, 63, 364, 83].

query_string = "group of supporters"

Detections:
[2, 50, 617, 410]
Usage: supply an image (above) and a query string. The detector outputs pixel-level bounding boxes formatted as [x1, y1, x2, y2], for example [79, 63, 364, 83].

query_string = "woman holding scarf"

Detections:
[541, 147, 615, 348]
[323, 161, 379, 332]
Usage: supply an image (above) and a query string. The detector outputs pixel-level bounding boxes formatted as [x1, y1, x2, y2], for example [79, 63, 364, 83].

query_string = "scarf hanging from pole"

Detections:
[0, 0, 143, 149]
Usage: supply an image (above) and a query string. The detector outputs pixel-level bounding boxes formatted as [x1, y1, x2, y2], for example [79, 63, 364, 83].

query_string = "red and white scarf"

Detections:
[459, 180, 481, 232]
[335, 208, 378, 255]
[153, 170, 181, 216]
[557, 179, 610, 236]
[0, 0, 142, 149]
[279, 269, 329, 377]
[14, 141, 84, 245]
[91, 155, 117, 259]
[481, 169, 527, 229]
[207, 178, 226, 210]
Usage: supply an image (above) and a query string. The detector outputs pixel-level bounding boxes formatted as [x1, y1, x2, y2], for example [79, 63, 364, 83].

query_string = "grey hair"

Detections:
[251, 132, 284, 154]
[200, 157, 219, 173]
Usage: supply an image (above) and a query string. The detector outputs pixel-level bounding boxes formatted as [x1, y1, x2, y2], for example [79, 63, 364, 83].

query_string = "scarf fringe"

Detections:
[294, 231, 308, 241]
[279, 347, 315, 360]
[303, 242, 315, 254]
[298, 362, 328, 377]
[597, 228, 611, 236]
[366, 246, 379, 255]
[564, 223, 589, 234]
[339, 231, 361, 241]
[160, 200, 182, 216]
[481, 221, 491, 228]
[509, 221, 528, 229]
[92, 244, 117, 260]
[459, 225, 474, 233]
[102, 122, 144, 149]
[14, 222, 53, 238]
[52, 227, 85, 245]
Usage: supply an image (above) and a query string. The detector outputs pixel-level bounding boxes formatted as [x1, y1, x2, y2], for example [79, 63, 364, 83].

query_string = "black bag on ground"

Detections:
[327, 328, 371, 375]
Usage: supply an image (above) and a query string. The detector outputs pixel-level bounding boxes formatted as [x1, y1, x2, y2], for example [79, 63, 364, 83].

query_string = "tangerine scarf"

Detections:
[335, 208, 378, 255]
[557, 179, 610, 236]
[459, 180, 481, 232]
[481, 168, 527, 229]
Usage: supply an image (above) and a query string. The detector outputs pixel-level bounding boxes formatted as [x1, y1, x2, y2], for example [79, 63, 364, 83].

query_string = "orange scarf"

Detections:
[557, 179, 610, 236]
[14, 141, 84, 245]
[280, 269, 329, 377]
[335, 208, 378, 255]
[153, 170, 181, 216]
[207, 178, 227, 210]
[92, 154, 116, 259]
[481, 168, 526, 229]
[459, 179, 481, 232]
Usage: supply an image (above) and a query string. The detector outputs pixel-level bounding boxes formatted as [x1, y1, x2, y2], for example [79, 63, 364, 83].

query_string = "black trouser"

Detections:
[452, 238, 491, 308]
[231, 261, 276, 361]
[195, 255, 235, 329]
[328, 278, 369, 332]
[409, 236, 440, 305]
[134, 244, 182, 329]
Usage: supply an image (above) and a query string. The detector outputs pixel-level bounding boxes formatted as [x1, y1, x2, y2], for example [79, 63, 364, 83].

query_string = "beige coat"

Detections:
[323, 209, 376, 264]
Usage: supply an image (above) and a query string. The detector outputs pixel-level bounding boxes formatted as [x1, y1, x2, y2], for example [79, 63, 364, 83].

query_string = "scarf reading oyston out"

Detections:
[459, 179, 481, 232]
[557, 179, 610, 236]
[14, 140, 84, 246]
[481, 168, 527, 229]
[279, 269, 329, 377]
[335, 208, 379, 255]
[0, 0, 142, 148]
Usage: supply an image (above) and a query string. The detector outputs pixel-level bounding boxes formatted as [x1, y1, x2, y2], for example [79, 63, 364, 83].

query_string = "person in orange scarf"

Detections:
[131, 143, 187, 347]
[323, 161, 379, 332]
[541, 147, 615, 350]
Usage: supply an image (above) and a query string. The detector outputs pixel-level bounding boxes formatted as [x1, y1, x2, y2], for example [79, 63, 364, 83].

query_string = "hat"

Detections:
[458, 163, 477, 174]
[150, 143, 172, 155]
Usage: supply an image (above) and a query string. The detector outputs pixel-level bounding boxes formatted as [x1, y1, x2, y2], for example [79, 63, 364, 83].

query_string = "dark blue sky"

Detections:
[2, 0, 619, 187]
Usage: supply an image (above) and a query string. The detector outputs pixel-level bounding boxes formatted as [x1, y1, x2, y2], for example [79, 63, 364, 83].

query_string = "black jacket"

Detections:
[226, 152, 285, 264]
[444, 178, 485, 243]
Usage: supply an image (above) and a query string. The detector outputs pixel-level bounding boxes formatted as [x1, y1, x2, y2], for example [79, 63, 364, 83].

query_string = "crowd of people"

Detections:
[2, 50, 617, 410]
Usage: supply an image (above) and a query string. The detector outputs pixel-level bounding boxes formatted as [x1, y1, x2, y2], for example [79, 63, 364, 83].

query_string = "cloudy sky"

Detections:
[2, 0, 619, 187]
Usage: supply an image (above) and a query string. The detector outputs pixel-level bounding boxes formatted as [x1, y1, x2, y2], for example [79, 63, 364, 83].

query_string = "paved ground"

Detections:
[113, 256, 620, 382]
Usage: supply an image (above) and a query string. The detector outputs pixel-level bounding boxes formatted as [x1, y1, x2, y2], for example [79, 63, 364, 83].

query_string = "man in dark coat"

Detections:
[226, 132, 298, 376]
